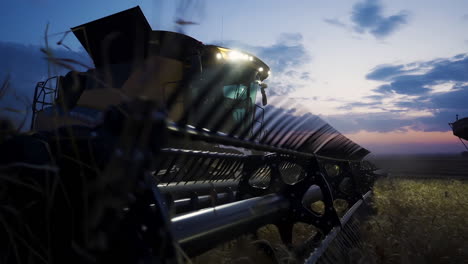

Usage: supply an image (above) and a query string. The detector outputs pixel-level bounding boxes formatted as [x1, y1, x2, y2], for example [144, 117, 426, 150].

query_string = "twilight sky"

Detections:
[1, 0, 468, 154]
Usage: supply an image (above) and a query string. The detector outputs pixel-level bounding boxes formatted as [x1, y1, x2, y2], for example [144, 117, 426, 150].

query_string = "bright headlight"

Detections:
[258, 67, 264, 72]
[216, 48, 256, 63]
[228, 50, 249, 61]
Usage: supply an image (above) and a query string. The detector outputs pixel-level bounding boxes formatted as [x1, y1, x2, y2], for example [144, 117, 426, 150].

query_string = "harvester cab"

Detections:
[31, 6, 270, 139]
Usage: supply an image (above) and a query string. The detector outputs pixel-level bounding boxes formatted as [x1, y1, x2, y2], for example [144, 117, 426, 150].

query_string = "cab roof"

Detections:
[71, 6, 270, 80]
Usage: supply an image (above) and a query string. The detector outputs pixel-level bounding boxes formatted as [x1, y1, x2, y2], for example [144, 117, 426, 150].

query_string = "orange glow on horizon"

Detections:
[344, 129, 458, 145]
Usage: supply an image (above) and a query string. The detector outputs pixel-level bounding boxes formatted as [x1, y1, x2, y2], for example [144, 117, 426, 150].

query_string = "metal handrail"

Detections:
[30, 76, 60, 130]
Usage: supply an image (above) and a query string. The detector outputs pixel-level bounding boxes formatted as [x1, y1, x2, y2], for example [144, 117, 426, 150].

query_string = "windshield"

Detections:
[223, 81, 259, 105]
[190, 64, 260, 133]
[193, 64, 258, 100]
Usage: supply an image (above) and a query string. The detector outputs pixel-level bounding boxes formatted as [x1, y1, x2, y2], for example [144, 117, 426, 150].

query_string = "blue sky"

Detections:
[1, 0, 468, 154]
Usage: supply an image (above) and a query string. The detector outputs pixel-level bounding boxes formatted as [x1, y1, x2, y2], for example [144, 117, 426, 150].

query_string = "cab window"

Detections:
[223, 84, 248, 100]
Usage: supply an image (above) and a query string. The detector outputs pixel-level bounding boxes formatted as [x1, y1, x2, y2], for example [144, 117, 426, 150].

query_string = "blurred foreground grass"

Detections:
[359, 178, 468, 264]
[193, 178, 468, 264]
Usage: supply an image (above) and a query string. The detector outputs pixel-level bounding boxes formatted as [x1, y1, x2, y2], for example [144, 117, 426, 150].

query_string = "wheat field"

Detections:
[192, 176, 468, 264]
[358, 177, 468, 264]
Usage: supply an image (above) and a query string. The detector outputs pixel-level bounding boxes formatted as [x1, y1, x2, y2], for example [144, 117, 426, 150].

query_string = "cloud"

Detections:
[254, 33, 311, 74]
[350, 0, 409, 38]
[323, 18, 347, 28]
[367, 54, 468, 95]
[337, 101, 382, 111]
[375, 75, 432, 95]
[430, 84, 468, 110]
[330, 53, 468, 134]
[364, 94, 385, 101]
[366, 64, 408, 81]
[218, 33, 312, 95]
[300, 72, 312, 81]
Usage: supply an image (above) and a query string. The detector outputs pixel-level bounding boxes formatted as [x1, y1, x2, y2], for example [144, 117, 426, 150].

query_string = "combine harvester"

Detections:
[1, 7, 376, 263]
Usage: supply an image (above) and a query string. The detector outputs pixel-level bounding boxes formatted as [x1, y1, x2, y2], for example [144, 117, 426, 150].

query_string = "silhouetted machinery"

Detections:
[450, 115, 468, 153]
[0, 6, 376, 264]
